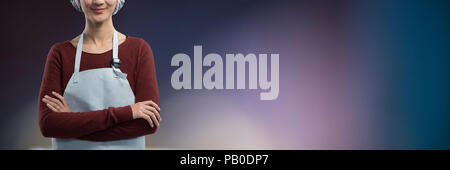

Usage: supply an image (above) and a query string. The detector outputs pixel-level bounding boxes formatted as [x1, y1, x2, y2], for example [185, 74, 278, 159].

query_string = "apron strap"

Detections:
[73, 30, 122, 83]
[74, 32, 84, 75]
[112, 30, 121, 68]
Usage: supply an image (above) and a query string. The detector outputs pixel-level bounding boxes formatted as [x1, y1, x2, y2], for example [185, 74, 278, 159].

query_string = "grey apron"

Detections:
[52, 30, 145, 150]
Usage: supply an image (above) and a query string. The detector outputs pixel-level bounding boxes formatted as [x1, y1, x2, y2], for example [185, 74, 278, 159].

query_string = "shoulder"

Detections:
[43, 41, 73, 67]
[125, 36, 151, 47]
[48, 40, 73, 54]
[46, 40, 74, 62]
[125, 36, 154, 54]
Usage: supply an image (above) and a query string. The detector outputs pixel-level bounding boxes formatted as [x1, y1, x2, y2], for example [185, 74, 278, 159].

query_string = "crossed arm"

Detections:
[38, 42, 161, 141]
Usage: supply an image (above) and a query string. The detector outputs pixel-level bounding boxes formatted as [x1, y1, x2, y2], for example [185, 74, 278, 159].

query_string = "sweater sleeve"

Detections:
[78, 39, 160, 141]
[37, 44, 134, 139]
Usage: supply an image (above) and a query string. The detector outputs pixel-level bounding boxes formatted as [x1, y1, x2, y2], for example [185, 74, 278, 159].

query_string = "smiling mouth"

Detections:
[92, 8, 106, 14]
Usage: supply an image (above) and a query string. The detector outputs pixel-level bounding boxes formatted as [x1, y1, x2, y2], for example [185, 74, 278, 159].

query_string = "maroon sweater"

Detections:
[38, 36, 160, 141]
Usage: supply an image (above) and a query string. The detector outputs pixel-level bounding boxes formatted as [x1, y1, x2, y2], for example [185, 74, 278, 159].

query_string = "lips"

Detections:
[92, 8, 106, 14]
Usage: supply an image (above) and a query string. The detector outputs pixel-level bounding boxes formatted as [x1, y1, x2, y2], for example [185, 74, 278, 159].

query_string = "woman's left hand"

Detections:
[42, 91, 71, 112]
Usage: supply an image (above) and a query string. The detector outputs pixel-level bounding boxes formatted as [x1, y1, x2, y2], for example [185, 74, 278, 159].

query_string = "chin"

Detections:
[90, 14, 111, 23]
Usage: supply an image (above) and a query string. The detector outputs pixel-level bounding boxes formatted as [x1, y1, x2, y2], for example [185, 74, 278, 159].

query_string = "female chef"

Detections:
[37, 0, 161, 150]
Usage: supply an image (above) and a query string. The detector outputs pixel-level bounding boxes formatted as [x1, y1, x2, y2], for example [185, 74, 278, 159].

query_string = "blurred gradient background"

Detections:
[0, 0, 449, 149]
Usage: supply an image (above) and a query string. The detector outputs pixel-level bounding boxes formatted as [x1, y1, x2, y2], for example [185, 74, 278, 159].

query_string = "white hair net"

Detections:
[70, 0, 125, 15]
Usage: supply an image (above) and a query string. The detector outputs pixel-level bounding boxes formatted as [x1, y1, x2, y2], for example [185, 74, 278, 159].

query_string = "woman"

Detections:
[37, 0, 161, 150]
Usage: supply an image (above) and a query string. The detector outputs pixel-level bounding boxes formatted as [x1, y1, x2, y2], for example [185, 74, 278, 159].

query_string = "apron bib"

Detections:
[52, 30, 145, 150]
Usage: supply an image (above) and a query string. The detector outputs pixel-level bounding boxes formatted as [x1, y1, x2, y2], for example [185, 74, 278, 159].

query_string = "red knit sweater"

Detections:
[38, 36, 160, 141]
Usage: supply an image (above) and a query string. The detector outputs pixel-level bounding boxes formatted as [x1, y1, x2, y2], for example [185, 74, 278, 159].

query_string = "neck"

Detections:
[83, 18, 115, 45]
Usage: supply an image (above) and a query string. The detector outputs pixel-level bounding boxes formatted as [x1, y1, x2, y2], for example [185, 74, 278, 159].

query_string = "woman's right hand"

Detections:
[130, 100, 161, 127]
